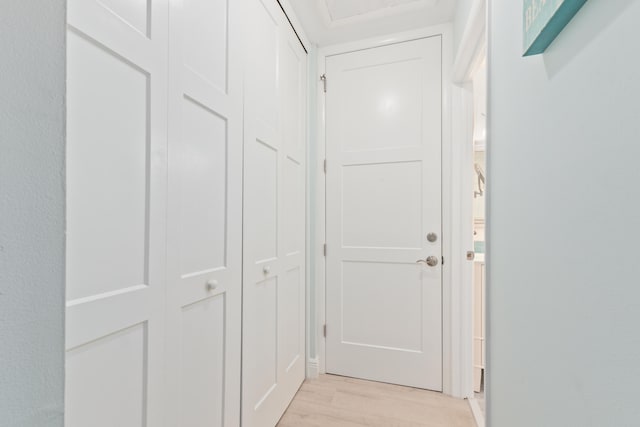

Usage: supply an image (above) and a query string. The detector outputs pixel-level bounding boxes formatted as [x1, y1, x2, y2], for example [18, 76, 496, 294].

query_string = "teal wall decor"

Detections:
[523, 0, 588, 56]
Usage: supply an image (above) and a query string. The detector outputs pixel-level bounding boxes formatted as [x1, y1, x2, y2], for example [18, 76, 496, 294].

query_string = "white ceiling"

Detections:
[324, 0, 425, 21]
[288, 0, 456, 47]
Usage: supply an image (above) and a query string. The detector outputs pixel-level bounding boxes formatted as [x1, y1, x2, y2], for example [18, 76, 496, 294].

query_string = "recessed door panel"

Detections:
[338, 58, 424, 152]
[66, 31, 149, 301]
[246, 140, 279, 262]
[66, 323, 148, 427]
[245, 277, 279, 410]
[247, 0, 279, 135]
[281, 42, 303, 160]
[341, 262, 423, 351]
[179, 97, 228, 276]
[281, 267, 302, 371]
[183, 0, 228, 91]
[284, 158, 304, 255]
[98, 0, 150, 36]
[342, 161, 423, 249]
[180, 295, 225, 427]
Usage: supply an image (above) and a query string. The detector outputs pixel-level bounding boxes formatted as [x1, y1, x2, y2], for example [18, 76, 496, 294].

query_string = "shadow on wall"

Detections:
[543, 0, 636, 78]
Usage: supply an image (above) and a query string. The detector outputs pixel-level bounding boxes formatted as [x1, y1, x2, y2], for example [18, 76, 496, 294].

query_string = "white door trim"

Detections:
[314, 23, 455, 394]
[451, 0, 487, 400]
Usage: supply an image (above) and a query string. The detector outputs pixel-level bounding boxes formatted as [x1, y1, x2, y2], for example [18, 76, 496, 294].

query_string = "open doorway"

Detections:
[470, 59, 487, 421]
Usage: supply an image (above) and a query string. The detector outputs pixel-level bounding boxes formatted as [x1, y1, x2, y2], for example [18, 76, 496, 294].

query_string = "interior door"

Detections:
[325, 36, 443, 391]
[65, 0, 168, 425]
[242, 0, 307, 426]
[164, 0, 243, 425]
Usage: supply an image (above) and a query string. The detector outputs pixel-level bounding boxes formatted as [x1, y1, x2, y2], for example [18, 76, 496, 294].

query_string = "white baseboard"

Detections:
[468, 398, 485, 427]
[306, 358, 319, 379]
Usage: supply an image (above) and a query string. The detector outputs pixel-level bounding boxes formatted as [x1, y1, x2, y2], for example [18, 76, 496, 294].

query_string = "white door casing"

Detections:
[165, 0, 243, 425]
[242, 0, 308, 426]
[65, 0, 168, 426]
[325, 36, 443, 391]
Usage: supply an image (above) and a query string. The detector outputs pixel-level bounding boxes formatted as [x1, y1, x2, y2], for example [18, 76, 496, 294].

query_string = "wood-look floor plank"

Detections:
[277, 374, 477, 427]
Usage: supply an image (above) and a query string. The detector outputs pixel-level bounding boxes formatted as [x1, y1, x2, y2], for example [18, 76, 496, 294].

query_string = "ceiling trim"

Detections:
[318, 23, 451, 57]
[287, 0, 456, 47]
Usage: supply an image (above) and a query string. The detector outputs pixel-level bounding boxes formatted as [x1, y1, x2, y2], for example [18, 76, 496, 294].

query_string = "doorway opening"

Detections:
[469, 58, 487, 423]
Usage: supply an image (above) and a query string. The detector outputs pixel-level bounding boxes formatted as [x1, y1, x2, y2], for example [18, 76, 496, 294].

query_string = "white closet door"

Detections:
[242, 1, 307, 426]
[65, 1, 168, 426]
[165, 0, 244, 425]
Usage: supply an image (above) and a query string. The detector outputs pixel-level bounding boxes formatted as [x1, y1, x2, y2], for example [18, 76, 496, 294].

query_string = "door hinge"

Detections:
[320, 74, 327, 92]
[323, 243, 327, 256]
[442, 256, 445, 265]
[323, 159, 327, 174]
[323, 324, 327, 337]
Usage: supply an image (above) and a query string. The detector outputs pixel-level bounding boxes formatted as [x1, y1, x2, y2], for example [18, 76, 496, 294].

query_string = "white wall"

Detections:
[453, 0, 473, 54]
[488, 1, 640, 425]
[0, 2, 66, 426]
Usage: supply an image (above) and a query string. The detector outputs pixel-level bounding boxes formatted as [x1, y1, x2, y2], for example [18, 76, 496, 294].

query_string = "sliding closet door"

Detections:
[242, 1, 308, 426]
[165, 0, 244, 425]
[65, 1, 168, 426]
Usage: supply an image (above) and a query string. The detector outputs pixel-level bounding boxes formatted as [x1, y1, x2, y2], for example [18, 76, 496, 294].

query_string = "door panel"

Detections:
[165, 0, 243, 424]
[182, 0, 228, 91]
[341, 261, 423, 351]
[342, 161, 423, 249]
[180, 295, 226, 427]
[65, 1, 168, 426]
[66, 323, 148, 427]
[243, 1, 307, 425]
[246, 139, 279, 262]
[178, 97, 228, 275]
[66, 30, 149, 301]
[326, 36, 443, 391]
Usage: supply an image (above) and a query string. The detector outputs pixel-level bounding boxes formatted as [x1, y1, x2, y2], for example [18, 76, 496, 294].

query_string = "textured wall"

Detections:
[0, 2, 66, 426]
[488, 0, 640, 425]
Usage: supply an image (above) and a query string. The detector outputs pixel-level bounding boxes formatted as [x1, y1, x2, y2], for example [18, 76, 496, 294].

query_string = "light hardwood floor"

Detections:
[277, 374, 477, 427]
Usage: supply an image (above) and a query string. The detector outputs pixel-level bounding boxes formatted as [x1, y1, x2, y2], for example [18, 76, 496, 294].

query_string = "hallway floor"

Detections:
[277, 374, 477, 427]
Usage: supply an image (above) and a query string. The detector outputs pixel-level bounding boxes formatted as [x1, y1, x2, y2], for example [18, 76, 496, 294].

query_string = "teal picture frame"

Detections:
[523, 0, 588, 56]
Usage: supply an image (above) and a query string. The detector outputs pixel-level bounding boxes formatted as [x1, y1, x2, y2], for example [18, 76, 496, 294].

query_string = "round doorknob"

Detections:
[206, 279, 218, 291]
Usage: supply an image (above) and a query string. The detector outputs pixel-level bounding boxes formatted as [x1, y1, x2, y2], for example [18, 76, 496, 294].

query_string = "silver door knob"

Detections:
[416, 256, 439, 267]
[427, 232, 438, 243]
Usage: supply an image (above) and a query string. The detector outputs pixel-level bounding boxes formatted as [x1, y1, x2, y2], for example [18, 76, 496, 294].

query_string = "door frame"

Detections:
[451, 0, 488, 402]
[312, 23, 458, 394]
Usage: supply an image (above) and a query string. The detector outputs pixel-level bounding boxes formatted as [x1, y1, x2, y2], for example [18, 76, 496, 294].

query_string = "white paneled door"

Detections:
[165, 0, 243, 425]
[325, 36, 443, 391]
[65, 0, 168, 426]
[242, 0, 307, 426]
